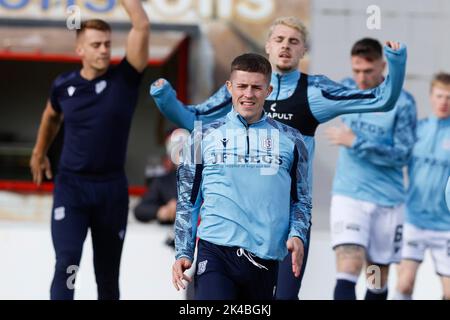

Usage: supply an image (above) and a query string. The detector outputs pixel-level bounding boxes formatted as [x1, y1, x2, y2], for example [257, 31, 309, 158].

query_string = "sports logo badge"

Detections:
[95, 80, 107, 94]
[67, 86, 76, 96]
[261, 138, 273, 151]
[197, 260, 208, 275]
[221, 138, 229, 148]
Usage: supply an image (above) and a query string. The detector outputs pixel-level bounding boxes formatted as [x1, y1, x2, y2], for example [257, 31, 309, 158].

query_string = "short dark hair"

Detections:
[230, 53, 272, 83]
[76, 19, 111, 38]
[351, 38, 383, 61]
[431, 72, 450, 90]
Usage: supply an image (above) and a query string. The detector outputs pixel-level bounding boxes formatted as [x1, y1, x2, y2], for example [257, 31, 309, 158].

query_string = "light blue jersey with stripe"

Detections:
[175, 109, 312, 261]
[332, 78, 417, 206]
[406, 116, 450, 231]
[150, 45, 407, 185]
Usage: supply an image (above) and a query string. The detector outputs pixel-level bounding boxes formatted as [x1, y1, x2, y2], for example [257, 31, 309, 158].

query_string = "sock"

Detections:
[334, 273, 358, 300]
[365, 285, 388, 300]
[392, 290, 412, 300]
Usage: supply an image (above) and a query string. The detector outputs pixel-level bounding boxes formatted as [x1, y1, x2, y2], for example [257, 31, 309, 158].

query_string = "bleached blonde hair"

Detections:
[268, 16, 308, 45]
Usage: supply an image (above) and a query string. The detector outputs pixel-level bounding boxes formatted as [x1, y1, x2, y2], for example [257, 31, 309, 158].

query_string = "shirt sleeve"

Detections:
[174, 129, 204, 261]
[116, 57, 143, 87]
[348, 96, 417, 167]
[150, 80, 197, 131]
[288, 135, 312, 245]
[310, 44, 407, 123]
[150, 80, 231, 132]
[49, 80, 62, 113]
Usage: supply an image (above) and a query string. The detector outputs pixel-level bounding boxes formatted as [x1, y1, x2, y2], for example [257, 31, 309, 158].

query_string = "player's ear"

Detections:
[76, 46, 83, 57]
[265, 41, 270, 55]
[381, 60, 387, 72]
[75, 40, 84, 57]
[226, 80, 233, 94]
[266, 84, 273, 97]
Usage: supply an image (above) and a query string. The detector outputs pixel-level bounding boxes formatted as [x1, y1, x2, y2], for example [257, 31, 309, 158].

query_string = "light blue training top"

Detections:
[406, 116, 450, 231]
[332, 77, 417, 206]
[175, 109, 312, 261]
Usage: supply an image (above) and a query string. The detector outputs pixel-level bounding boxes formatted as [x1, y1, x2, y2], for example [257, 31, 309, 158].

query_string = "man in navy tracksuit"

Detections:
[29, 0, 149, 300]
[171, 53, 312, 299]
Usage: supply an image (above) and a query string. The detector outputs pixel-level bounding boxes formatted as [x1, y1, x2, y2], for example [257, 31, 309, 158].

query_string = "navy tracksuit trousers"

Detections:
[50, 172, 129, 300]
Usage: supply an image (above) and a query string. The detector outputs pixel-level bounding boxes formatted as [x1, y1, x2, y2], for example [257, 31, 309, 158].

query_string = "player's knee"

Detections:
[397, 279, 414, 295]
[54, 252, 82, 272]
[342, 263, 363, 275]
[335, 245, 365, 274]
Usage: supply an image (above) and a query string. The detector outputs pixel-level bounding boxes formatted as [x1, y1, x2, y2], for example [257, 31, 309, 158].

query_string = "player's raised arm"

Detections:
[310, 41, 407, 123]
[150, 79, 232, 132]
[122, 0, 150, 72]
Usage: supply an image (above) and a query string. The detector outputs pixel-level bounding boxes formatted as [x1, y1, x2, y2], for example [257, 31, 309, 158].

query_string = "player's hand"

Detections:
[152, 78, 167, 88]
[30, 152, 52, 186]
[386, 41, 401, 51]
[172, 258, 192, 290]
[325, 125, 356, 147]
[287, 237, 304, 278]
